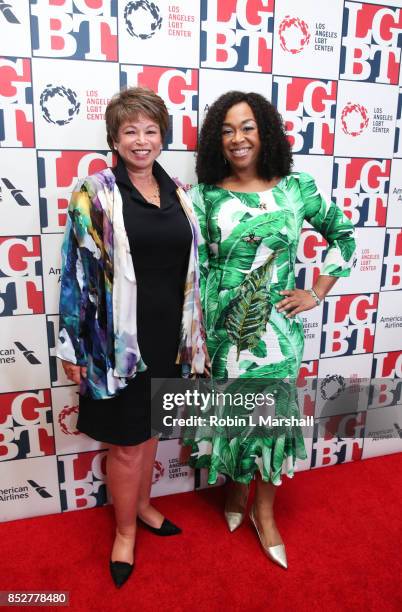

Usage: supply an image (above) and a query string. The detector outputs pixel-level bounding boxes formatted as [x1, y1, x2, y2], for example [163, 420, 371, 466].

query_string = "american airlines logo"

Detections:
[27, 480, 53, 498]
[0, 0, 19, 24]
[0, 178, 30, 206]
[14, 342, 41, 365]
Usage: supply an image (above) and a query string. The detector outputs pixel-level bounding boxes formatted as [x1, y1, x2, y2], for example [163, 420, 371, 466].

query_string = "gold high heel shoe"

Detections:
[249, 507, 288, 569]
[224, 510, 245, 532]
[224, 483, 249, 532]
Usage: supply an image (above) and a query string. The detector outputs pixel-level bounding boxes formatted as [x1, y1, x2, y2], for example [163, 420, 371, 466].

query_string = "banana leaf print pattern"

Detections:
[225, 254, 275, 359]
[185, 172, 356, 485]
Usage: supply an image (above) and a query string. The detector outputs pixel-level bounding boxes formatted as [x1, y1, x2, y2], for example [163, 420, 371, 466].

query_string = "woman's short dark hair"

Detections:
[105, 86, 169, 150]
[196, 91, 292, 184]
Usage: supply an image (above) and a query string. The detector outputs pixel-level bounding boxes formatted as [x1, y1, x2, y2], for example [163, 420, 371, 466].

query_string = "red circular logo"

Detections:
[341, 102, 369, 136]
[279, 16, 310, 54]
[58, 405, 79, 435]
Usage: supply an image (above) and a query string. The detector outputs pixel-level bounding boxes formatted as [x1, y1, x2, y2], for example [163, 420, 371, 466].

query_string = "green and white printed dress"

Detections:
[187, 172, 356, 485]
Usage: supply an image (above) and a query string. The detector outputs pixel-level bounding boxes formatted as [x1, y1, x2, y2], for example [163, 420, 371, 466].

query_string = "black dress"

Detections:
[77, 157, 192, 445]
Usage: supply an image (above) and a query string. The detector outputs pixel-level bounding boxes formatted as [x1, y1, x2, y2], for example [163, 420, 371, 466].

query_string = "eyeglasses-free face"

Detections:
[113, 114, 163, 172]
[221, 102, 261, 174]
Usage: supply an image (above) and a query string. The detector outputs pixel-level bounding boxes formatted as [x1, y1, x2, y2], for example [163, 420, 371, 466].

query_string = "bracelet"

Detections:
[307, 288, 321, 306]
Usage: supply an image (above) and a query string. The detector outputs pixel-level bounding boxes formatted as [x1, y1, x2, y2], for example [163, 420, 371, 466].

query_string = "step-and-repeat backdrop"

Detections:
[1, 0, 402, 522]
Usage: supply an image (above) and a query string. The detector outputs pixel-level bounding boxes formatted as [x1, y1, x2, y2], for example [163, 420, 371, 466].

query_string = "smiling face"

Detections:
[221, 102, 261, 174]
[113, 114, 163, 172]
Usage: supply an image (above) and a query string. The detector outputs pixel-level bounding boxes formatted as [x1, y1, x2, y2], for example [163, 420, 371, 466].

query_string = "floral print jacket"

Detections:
[56, 167, 207, 400]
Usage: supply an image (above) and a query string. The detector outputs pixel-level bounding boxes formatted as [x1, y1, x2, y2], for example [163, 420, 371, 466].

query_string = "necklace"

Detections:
[132, 178, 160, 206]
[142, 182, 160, 205]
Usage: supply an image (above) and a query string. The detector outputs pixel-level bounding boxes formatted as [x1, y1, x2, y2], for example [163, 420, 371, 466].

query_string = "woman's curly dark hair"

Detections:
[196, 91, 292, 184]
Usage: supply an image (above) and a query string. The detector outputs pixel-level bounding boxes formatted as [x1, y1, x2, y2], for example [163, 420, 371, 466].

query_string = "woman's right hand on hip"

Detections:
[61, 360, 87, 384]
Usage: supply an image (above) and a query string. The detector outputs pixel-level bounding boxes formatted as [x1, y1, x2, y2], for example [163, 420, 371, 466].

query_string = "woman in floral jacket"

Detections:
[57, 87, 207, 587]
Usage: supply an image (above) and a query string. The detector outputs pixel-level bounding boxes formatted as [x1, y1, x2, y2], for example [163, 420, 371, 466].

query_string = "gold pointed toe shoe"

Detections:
[224, 482, 249, 532]
[224, 510, 245, 532]
[249, 507, 288, 569]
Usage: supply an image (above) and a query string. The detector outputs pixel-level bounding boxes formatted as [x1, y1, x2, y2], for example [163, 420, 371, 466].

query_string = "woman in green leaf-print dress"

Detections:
[187, 92, 356, 569]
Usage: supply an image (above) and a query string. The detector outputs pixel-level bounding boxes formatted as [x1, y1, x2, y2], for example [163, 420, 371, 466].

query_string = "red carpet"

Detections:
[2, 453, 402, 612]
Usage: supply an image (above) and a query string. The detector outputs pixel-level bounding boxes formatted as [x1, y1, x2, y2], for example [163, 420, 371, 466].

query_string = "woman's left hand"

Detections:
[276, 289, 318, 318]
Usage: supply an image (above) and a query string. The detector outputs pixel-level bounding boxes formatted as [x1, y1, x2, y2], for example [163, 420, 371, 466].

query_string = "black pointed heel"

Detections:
[109, 560, 134, 588]
[139, 517, 182, 536]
